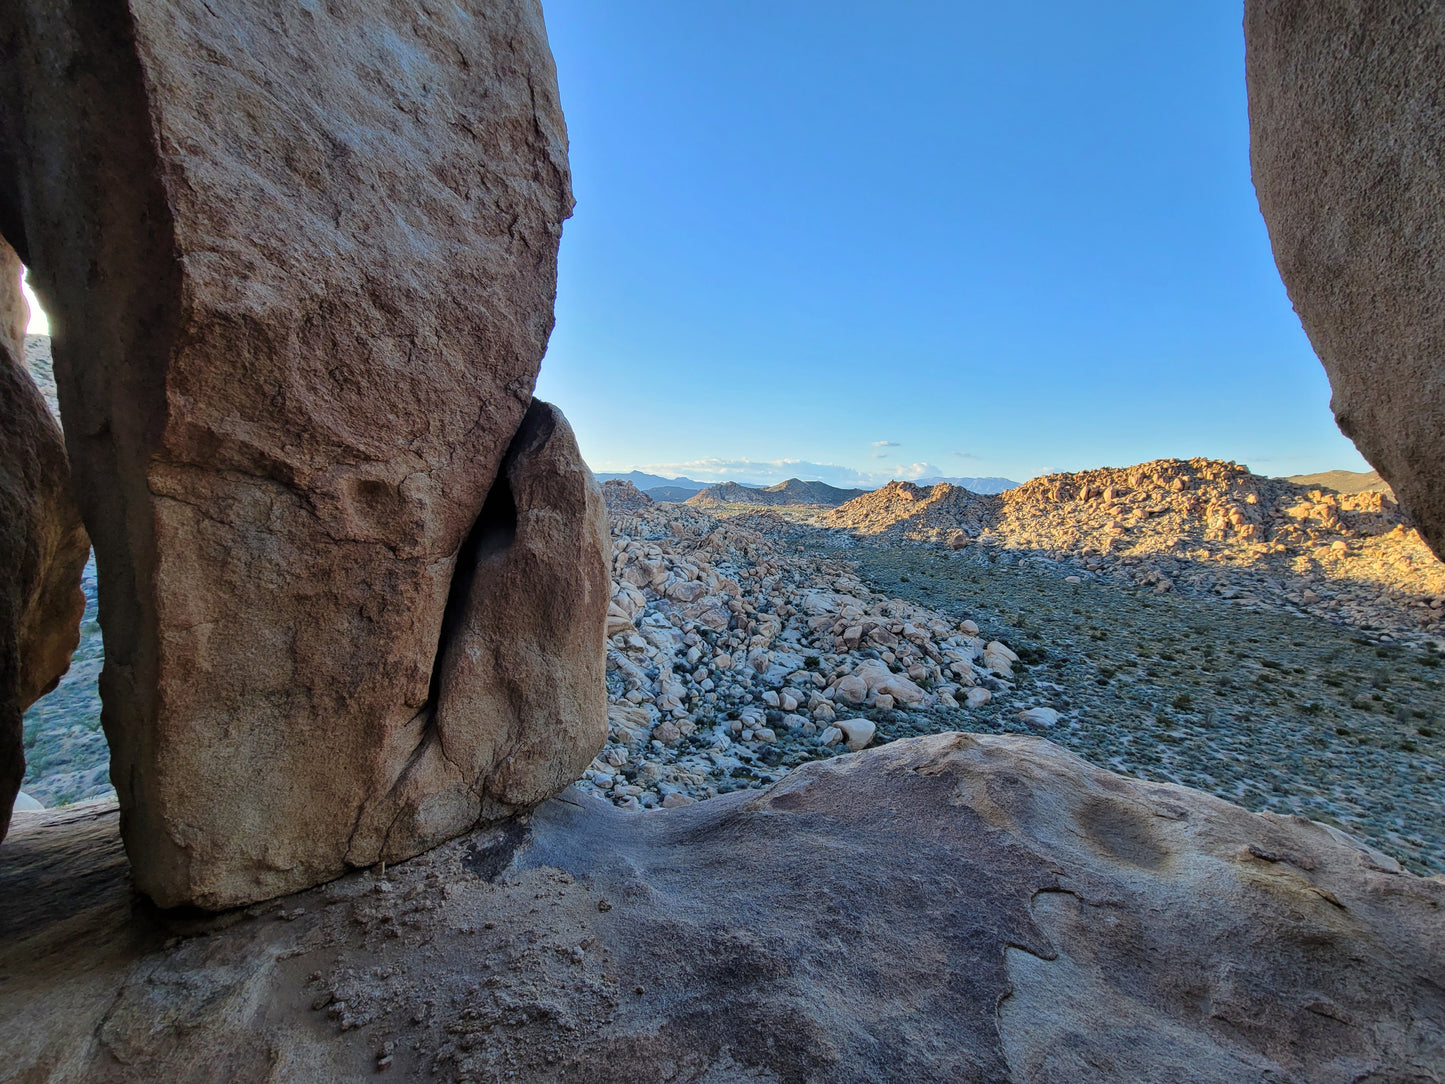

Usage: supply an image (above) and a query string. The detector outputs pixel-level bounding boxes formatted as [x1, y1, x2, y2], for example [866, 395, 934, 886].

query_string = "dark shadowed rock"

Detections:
[1, 734, 1439, 1081]
[1247, 3, 1445, 558]
[0, 242, 87, 839]
[0, 0, 575, 907]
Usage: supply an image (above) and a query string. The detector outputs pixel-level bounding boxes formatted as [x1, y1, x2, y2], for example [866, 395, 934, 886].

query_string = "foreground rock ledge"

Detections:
[2, 734, 1440, 1083]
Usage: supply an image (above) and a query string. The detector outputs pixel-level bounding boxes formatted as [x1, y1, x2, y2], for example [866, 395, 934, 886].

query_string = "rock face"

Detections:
[347, 400, 610, 863]
[0, 243, 88, 839]
[2, 734, 1440, 1081]
[1247, 4, 1445, 559]
[0, 0, 580, 907]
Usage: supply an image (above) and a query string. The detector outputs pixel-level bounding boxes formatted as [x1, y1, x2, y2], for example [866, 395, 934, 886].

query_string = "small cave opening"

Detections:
[14, 265, 110, 812]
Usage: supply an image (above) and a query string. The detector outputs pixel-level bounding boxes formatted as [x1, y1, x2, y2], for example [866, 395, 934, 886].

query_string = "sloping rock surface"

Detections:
[0, 244, 87, 839]
[1247, 3, 1445, 560]
[0, 0, 575, 907]
[2, 734, 1440, 1082]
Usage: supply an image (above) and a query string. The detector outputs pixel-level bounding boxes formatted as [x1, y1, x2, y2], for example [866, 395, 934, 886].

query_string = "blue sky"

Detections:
[533, 1, 1370, 487]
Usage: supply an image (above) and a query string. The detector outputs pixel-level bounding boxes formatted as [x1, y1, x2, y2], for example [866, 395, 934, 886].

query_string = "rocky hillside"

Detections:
[600, 478, 654, 513]
[824, 457, 1445, 637]
[645, 485, 698, 502]
[1286, 468, 1393, 496]
[686, 477, 867, 508]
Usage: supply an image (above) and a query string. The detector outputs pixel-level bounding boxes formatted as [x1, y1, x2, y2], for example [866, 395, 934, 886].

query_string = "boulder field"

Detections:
[0, 1, 1442, 1078]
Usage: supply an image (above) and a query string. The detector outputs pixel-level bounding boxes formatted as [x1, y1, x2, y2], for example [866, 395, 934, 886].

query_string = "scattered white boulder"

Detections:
[1018, 707, 1060, 727]
[835, 718, 877, 751]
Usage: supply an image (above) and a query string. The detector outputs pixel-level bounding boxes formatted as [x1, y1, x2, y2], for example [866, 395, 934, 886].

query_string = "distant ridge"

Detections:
[594, 470, 711, 492]
[912, 475, 1018, 494]
[646, 486, 699, 502]
[686, 478, 867, 508]
[1284, 469, 1394, 497]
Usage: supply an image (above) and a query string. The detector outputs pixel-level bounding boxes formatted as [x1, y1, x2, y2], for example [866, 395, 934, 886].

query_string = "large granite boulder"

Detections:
[0, 241, 88, 839]
[1, 734, 1440, 1081]
[1247, 3, 1445, 558]
[0, 0, 586, 908]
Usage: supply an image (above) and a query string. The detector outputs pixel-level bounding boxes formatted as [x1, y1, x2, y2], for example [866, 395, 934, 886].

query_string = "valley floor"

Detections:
[846, 539, 1445, 875]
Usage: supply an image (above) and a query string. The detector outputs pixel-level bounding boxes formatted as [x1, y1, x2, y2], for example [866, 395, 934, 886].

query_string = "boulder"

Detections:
[1246, 4, 1445, 558]
[1, 734, 1440, 1081]
[0, 241, 88, 840]
[0, 0, 576, 907]
[834, 716, 876, 750]
[346, 400, 610, 861]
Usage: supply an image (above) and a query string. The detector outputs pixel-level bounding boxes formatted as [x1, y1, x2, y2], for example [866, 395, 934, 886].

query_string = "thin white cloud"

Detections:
[871, 440, 900, 447]
[951, 450, 980, 460]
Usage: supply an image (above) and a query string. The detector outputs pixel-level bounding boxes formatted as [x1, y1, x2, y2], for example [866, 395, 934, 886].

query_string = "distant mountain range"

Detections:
[685, 479, 868, 508]
[644, 486, 703, 502]
[911, 476, 1018, 494]
[594, 469, 1018, 499]
[593, 470, 759, 493]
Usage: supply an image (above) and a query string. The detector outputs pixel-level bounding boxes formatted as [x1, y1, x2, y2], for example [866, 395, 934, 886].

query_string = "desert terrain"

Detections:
[22, 352, 1445, 877]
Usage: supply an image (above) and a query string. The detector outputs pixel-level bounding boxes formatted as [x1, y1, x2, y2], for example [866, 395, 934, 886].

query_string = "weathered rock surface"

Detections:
[0, 0, 576, 907]
[0, 244, 87, 839]
[1247, 3, 1445, 560]
[347, 400, 610, 863]
[2, 733, 1440, 1081]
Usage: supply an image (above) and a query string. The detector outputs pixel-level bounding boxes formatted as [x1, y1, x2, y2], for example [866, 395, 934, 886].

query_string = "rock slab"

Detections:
[1, 734, 1440, 1082]
[1247, 2, 1445, 558]
[0, 242, 87, 839]
[0, 0, 577, 907]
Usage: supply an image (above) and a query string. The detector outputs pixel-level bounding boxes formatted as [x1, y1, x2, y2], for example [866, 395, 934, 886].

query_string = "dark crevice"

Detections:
[424, 452, 519, 712]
